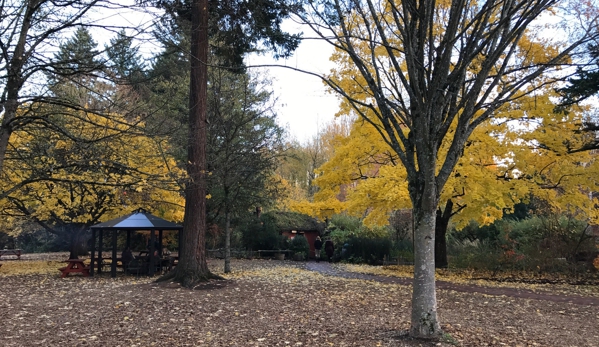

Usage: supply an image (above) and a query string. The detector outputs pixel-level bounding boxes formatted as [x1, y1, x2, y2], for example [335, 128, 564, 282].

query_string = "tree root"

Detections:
[156, 268, 224, 288]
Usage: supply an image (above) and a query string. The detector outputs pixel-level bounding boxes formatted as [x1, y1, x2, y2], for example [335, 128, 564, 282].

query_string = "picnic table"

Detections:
[0, 249, 22, 260]
[59, 259, 90, 278]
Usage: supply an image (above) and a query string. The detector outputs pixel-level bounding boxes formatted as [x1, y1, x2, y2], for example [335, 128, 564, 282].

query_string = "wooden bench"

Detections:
[257, 250, 291, 259]
[59, 259, 90, 278]
[101, 257, 124, 272]
[0, 249, 22, 260]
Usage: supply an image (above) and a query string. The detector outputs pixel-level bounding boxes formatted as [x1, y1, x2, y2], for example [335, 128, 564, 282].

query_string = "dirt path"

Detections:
[305, 261, 599, 306]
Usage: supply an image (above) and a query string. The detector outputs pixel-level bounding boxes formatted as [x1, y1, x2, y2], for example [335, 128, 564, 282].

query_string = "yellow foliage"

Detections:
[286, 198, 346, 221]
[0, 108, 186, 233]
[305, 86, 599, 230]
[0, 261, 64, 276]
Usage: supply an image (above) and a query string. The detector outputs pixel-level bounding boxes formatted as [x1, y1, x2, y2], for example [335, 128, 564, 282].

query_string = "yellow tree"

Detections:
[0, 108, 185, 258]
[310, 112, 527, 266]
[309, 87, 599, 263]
[277, 118, 352, 205]
[297, 0, 597, 337]
[509, 93, 599, 225]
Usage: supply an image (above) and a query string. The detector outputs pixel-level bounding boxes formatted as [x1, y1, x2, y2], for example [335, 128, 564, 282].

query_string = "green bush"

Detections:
[391, 238, 414, 263]
[447, 237, 502, 270]
[329, 214, 362, 232]
[448, 214, 597, 273]
[289, 235, 310, 256]
[347, 235, 392, 264]
[329, 223, 393, 264]
[240, 215, 281, 251]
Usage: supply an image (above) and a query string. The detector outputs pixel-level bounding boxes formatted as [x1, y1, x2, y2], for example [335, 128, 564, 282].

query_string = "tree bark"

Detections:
[435, 199, 453, 269]
[168, 0, 217, 286]
[224, 211, 231, 273]
[0, 100, 17, 175]
[409, 163, 442, 338]
[68, 225, 88, 260]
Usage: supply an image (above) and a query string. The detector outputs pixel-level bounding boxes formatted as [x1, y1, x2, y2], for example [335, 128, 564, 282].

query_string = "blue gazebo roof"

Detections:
[90, 209, 182, 230]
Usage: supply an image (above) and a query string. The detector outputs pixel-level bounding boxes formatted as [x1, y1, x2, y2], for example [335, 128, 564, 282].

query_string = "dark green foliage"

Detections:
[289, 235, 309, 256]
[46, 27, 109, 110]
[16, 229, 63, 253]
[449, 214, 597, 273]
[555, 44, 599, 152]
[146, 23, 287, 231]
[328, 213, 361, 232]
[106, 30, 147, 83]
[0, 232, 14, 250]
[205, 68, 285, 226]
[50, 27, 104, 78]
[153, 0, 302, 69]
[327, 218, 393, 265]
[344, 235, 392, 265]
[558, 44, 599, 107]
[240, 215, 283, 251]
[261, 211, 324, 233]
[13, 226, 88, 254]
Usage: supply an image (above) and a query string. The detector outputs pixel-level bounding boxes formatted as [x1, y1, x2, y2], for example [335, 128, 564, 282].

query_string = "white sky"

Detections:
[93, 6, 341, 143]
[246, 30, 340, 143]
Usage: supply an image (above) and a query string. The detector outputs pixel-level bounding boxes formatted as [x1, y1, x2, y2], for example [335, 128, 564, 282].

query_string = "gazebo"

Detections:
[89, 209, 183, 278]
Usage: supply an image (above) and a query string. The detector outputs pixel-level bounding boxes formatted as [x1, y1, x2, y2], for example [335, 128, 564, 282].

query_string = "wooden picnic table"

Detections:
[0, 249, 22, 260]
[58, 259, 90, 278]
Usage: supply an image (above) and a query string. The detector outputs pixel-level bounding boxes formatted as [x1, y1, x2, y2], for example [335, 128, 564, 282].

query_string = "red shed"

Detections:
[265, 211, 325, 258]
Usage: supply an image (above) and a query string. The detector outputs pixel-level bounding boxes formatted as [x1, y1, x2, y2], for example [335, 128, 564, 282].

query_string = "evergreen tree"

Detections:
[0, 0, 127, 176]
[149, 0, 300, 286]
[206, 67, 285, 273]
[47, 27, 109, 111]
[106, 30, 146, 83]
[557, 44, 599, 152]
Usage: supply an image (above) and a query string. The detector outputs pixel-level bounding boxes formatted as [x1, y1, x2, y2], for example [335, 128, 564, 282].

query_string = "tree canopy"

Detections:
[295, 0, 598, 338]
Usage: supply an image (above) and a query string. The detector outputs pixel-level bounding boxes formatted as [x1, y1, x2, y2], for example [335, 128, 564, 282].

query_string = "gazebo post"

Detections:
[178, 230, 181, 256]
[98, 230, 104, 274]
[90, 229, 96, 277]
[111, 229, 118, 278]
[149, 229, 156, 276]
[126, 230, 131, 249]
[159, 230, 163, 253]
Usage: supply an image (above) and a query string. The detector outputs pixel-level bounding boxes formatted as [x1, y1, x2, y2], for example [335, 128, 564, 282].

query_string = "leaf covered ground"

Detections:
[0, 256, 598, 346]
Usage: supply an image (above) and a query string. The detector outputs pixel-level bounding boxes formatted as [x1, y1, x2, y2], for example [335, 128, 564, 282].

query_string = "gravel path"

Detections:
[305, 261, 599, 306]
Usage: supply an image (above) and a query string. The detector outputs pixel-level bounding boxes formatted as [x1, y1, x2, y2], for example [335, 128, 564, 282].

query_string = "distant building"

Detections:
[262, 211, 325, 258]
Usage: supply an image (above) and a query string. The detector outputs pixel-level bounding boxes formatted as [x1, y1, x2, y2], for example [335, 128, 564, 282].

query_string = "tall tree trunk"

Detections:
[169, 0, 217, 286]
[409, 168, 441, 338]
[0, 100, 17, 175]
[68, 225, 88, 260]
[0, 1, 35, 174]
[435, 199, 453, 269]
[224, 211, 231, 273]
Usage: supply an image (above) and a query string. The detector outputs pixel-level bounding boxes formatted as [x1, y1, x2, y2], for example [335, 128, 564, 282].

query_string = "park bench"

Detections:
[101, 257, 125, 272]
[257, 250, 291, 260]
[0, 249, 22, 260]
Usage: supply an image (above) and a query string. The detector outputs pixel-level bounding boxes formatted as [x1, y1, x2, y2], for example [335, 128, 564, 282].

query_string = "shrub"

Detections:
[289, 235, 310, 256]
[240, 215, 281, 251]
[329, 224, 393, 264]
[448, 214, 597, 273]
[447, 237, 502, 270]
[328, 214, 362, 232]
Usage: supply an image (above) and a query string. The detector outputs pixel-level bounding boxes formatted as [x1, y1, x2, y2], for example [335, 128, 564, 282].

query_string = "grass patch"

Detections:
[0, 260, 65, 276]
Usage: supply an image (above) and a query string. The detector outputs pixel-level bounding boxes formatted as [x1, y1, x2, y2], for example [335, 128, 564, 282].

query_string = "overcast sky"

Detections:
[95, 6, 341, 143]
[246, 26, 340, 143]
